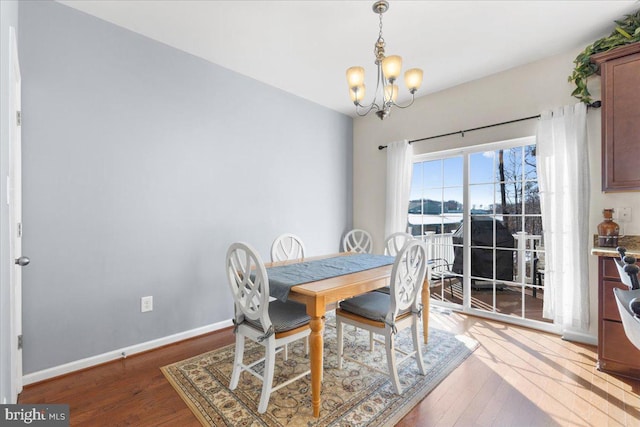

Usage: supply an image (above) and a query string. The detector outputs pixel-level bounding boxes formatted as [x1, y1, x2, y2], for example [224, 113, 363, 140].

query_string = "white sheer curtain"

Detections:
[536, 102, 590, 333]
[385, 140, 413, 238]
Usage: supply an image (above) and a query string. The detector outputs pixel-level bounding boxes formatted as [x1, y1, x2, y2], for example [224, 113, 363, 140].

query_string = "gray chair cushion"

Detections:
[374, 286, 390, 294]
[245, 300, 310, 333]
[338, 292, 388, 321]
[340, 291, 412, 322]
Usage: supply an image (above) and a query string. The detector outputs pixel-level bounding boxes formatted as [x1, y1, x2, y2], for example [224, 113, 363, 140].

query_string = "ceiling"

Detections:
[57, 0, 639, 117]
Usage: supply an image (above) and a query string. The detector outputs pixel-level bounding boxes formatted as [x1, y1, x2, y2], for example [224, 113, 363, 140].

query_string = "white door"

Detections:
[9, 26, 26, 402]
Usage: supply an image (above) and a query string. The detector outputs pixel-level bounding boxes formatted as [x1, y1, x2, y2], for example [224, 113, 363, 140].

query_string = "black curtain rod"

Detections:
[377, 100, 602, 150]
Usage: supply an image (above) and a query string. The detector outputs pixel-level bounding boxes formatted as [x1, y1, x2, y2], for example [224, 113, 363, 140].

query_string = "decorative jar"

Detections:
[597, 208, 620, 247]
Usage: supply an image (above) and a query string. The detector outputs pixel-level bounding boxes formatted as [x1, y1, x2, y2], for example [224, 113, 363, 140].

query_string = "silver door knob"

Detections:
[15, 256, 30, 266]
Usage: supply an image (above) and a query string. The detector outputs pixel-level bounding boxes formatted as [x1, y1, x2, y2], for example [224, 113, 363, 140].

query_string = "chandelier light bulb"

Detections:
[404, 68, 424, 93]
[346, 66, 365, 89]
[381, 55, 402, 82]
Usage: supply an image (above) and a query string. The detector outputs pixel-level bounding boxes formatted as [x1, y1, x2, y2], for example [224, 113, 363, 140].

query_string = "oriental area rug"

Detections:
[162, 313, 478, 427]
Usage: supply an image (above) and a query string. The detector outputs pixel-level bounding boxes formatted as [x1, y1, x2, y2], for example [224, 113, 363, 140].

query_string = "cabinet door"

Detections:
[598, 45, 640, 191]
[602, 280, 625, 321]
[602, 320, 640, 366]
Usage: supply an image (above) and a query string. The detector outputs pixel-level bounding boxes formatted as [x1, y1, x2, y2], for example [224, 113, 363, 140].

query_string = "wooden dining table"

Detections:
[265, 252, 430, 418]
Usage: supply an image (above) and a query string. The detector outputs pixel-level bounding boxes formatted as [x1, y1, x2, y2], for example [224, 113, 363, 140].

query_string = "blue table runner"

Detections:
[267, 254, 395, 302]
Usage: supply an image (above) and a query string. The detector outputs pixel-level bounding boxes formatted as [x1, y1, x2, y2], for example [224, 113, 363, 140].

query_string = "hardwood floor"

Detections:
[19, 330, 235, 426]
[19, 309, 640, 426]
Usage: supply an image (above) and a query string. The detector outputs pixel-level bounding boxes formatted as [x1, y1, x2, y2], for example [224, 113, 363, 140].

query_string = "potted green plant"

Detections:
[569, 10, 640, 104]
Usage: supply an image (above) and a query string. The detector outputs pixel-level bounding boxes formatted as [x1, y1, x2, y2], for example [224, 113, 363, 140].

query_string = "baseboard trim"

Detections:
[561, 330, 598, 346]
[22, 319, 233, 386]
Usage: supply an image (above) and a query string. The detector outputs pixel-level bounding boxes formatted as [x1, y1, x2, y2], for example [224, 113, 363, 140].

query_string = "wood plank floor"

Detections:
[19, 309, 640, 426]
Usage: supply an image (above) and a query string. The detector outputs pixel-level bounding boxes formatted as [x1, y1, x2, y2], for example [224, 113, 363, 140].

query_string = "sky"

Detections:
[410, 146, 537, 210]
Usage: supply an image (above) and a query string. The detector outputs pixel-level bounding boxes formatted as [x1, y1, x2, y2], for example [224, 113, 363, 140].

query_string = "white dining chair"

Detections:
[342, 231, 413, 350]
[343, 229, 373, 254]
[270, 233, 310, 358]
[368, 232, 416, 349]
[376, 232, 415, 294]
[336, 239, 427, 395]
[338, 229, 374, 339]
[271, 233, 306, 262]
[226, 242, 311, 413]
[383, 232, 414, 256]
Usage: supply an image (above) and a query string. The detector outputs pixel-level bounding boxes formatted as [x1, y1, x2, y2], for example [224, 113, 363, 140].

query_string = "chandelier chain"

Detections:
[375, 12, 385, 63]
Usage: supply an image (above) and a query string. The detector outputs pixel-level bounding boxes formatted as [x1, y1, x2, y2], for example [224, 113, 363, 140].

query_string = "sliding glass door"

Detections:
[410, 137, 552, 330]
[409, 155, 464, 303]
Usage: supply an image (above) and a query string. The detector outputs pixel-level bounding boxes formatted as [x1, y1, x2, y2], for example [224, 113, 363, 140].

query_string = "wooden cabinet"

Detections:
[591, 43, 640, 192]
[597, 256, 640, 379]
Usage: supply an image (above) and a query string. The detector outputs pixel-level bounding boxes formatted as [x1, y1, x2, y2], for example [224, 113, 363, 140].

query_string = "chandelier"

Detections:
[346, 0, 423, 120]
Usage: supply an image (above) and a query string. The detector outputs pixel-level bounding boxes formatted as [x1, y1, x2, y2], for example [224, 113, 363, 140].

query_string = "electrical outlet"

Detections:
[141, 296, 153, 313]
[620, 207, 632, 222]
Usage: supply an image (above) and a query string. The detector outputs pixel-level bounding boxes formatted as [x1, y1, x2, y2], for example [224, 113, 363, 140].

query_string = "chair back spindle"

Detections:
[383, 232, 414, 257]
[271, 233, 306, 262]
[343, 229, 373, 254]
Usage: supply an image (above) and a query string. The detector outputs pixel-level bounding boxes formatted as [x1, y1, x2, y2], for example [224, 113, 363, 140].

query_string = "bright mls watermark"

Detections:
[0, 404, 69, 426]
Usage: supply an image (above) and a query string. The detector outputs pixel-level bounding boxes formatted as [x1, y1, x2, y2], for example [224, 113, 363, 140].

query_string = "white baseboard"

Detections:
[561, 330, 598, 346]
[22, 319, 233, 386]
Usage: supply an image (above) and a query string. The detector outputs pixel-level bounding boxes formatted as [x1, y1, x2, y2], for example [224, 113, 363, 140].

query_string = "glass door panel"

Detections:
[411, 139, 548, 327]
[410, 157, 463, 305]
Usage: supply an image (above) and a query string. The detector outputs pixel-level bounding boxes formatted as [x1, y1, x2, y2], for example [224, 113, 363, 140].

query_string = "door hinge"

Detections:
[17, 335, 22, 350]
[16, 110, 21, 126]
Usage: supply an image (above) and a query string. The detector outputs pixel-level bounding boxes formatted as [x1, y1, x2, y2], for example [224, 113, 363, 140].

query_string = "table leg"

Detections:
[422, 278, 430, 344]
[309, 315, 324, 417]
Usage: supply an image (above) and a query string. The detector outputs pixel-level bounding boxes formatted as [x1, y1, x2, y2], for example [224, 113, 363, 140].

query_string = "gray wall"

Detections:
[1, 0, 20, 404]
[18, 0, 352, 374]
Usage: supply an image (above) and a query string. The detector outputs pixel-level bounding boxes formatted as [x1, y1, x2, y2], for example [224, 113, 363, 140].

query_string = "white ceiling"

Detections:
[57, 0, 639, 116]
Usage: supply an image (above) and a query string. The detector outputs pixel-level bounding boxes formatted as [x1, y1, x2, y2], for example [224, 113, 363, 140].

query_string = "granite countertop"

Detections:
[591, 235, 640, 257]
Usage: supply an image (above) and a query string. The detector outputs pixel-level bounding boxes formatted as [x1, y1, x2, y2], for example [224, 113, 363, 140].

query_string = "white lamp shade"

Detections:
[346, 66, 365, 88]
[404, 68, 423, 92]
[381, 55, 402, 81]
[349, 85, 366, 103]
[384, 84, 398, 103]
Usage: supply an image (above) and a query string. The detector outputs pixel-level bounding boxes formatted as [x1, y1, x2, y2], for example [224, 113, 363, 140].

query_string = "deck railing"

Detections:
[513, 232, 542, 285]
[420, 230, 543, 285]
[421, 231, 455, 262]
